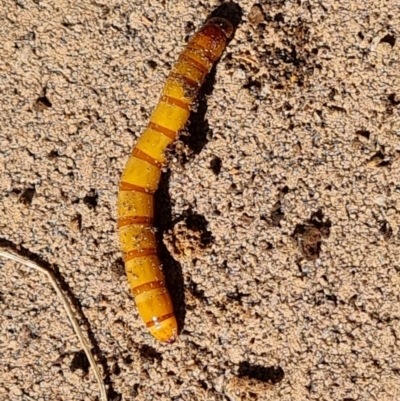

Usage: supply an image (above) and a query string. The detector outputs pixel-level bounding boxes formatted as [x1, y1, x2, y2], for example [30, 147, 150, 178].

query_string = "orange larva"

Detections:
[117, 17, 233, 342]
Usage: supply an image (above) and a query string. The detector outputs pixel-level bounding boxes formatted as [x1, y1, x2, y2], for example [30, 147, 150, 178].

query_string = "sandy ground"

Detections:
[1, 0, 400, 400]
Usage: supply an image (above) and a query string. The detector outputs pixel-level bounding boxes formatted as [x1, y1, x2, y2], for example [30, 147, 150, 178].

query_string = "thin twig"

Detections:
[0, 249, 108, 401]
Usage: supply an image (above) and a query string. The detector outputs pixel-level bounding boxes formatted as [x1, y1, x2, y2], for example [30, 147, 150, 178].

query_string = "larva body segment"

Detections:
[118, 17, 233, 342]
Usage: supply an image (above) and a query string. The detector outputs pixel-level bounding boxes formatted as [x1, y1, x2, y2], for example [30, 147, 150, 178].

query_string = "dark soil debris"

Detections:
[248, 4, 265, 25]
[20, 187, 36, 205]
[70, 350, 90, 374]
[164, 214, 214, 261]
[293, 209, 331, 260]
[379, 221, 393, 241]
[110, 257, 125, 278]
[138, 345, 163, 363]
[210, 156, 222, 175]
[33, 95, 52, 111]
[355, 130, 371, 140]
[367, 151, 390, 168]
[270, 200, 285, 226]
[238, 361, 284, 384]
[380, 34, 396, 47]
[83, 189, 98, 209]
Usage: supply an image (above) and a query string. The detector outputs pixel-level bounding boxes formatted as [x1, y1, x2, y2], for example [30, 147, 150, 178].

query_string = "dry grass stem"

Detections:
[0, 249, 108, 401]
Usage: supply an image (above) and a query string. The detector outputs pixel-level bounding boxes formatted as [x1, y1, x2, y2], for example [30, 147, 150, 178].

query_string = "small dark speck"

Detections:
[111, 257, 125, 277]
[198, 380, 208, 390]
[185, 21, 195, 34]
[33, 95, 52, 111]
[11, 188, 21, 195]
[274, 13, 285, 23]
[83, 190, 98, 209]
[24, 31, 36, 41]
[243, 79, 261, 95]
[281, 185, 289, 194]
[270, 201, 284, 227]
[140, 106, 148, 117]
[108, 388, 122, 401]
[123, 355, 133, 365]
[71, 213, 82, 231]
[147, 60, 157, 69]
[380, 34, 396, 47]
[47, 149, 59, 159]
[210, 156, 222, 175]
[20, 187, 36, 205]
[380, 221, 393, 240]
[238, 361, 284, 384]
[138, 344, 163, 362]
[388, 93, 400, 106]
[70, 350, 90, 374]
[131, 383, 139, 397]
[112, 362, 121, 376]
[356, 130, 371, 140]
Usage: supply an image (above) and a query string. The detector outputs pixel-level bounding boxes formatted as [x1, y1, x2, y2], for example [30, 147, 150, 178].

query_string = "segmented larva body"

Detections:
[117, 17, 233, 343]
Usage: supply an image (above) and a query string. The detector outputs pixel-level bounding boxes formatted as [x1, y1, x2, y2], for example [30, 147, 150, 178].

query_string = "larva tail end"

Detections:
[207, 17, 234, 39]
[166, 331, 178, 344]
[148, 315, 178, 343]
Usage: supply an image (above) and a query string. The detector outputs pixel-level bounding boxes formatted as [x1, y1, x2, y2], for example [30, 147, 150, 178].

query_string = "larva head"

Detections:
[191, 17, 233, 63]
[206, 17, 234, 39]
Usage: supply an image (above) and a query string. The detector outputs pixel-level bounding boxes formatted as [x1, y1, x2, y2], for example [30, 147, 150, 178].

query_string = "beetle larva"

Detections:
[117, 17, 233, 343]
